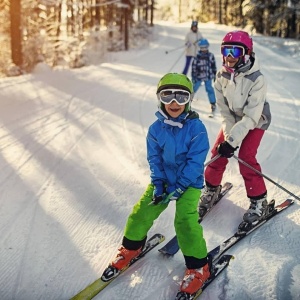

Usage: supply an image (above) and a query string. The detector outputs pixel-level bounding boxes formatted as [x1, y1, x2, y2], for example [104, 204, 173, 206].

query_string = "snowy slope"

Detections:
[0, 21, 299, 300]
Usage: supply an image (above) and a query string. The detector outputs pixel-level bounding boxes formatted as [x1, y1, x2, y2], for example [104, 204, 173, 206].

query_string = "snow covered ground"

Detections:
[0, 21, 300, 300]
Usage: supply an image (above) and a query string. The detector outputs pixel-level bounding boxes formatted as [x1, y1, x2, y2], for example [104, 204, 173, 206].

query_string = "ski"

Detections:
[209, 199, 294, 262]
[70, 233, 165, 300]
[158, 182, 233, 255]
[175, 254, 234, 300]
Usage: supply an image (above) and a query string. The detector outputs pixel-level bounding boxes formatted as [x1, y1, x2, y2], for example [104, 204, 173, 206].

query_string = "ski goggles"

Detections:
[158, 89, 191, 105]
[221, 45, 245, 58]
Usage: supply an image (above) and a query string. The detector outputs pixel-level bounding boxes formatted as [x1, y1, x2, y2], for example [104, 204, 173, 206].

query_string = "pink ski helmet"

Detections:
[222, 30, 253, 54]
[221, 30, 254, 71]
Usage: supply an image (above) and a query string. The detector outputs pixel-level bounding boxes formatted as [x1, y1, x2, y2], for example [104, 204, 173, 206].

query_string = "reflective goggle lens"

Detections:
[159, 89, 191, 105]
[221, 45, 245, 58]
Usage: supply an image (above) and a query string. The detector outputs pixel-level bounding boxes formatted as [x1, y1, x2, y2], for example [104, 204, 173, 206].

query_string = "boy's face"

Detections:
[164, 101, 185, 118]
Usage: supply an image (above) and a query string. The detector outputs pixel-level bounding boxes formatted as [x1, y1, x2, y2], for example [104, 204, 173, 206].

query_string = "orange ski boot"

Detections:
[179, 263, 210, 295]
[111, 246, 142, 271]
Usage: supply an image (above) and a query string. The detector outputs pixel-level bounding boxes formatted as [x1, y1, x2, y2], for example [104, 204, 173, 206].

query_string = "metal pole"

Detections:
[233, 155, 300, 201]
[167, 49, 186, 73]
[205, 154, 221, 167]
[165, 45, 185, 54]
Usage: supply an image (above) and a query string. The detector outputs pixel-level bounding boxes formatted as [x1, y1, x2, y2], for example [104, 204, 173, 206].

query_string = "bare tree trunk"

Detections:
[145, 0, 148, 23]
[10, 0, 22, 66]
[95, 0, 101, 26]
[53, 2, 63, 66]
[218, 0, 222, 24]
[150, 0, 154, 26]
[123, 0, 129, 50]
[179, 0, 181, 23]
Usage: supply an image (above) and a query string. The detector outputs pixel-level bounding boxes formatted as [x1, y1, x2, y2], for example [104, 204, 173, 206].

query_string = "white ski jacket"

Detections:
[184, 30, 203, 57]
[214, 57, 271, 148]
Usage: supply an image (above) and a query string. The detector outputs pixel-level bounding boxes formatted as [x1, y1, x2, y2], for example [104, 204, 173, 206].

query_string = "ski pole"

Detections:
[165, 38, 202, 55]
[167, 49, 185, 72]
[165, 45, 185, 54]
[205, 154, 221, 166]
[233, 154, 300, 201]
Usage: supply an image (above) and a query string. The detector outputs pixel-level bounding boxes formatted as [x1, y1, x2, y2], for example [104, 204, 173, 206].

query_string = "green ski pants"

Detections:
[124, 183, 207, 259]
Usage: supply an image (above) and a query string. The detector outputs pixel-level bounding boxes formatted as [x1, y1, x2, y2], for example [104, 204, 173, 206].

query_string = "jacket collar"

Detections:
[155, 109, 198, 128]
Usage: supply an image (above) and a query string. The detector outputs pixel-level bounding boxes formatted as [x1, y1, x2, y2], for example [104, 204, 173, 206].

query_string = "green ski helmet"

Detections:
[156, 73, 194, 112]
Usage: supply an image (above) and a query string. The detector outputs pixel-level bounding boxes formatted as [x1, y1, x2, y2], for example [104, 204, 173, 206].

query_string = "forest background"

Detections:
[1, 0, 300, 77]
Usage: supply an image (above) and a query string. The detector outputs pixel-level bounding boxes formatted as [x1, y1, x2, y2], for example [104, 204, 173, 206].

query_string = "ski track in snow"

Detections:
[0, 21, 300, 300]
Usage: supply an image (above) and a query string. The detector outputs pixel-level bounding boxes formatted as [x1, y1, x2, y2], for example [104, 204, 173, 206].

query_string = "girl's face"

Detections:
[224, 56, 239, 68]
[165, 101, 185, 118]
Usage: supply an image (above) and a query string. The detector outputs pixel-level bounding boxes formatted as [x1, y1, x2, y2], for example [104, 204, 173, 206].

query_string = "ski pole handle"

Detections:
[233, 155, 300, 201]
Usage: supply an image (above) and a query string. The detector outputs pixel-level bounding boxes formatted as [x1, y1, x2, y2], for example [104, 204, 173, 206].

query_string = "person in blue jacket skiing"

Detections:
[191, 38, 217, 113]
[104, 73, 211, 296]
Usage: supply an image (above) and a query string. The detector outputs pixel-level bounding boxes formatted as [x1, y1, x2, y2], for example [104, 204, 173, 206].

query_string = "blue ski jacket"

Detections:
[146, 109, 209, 192]
[191, 51, 217, 82]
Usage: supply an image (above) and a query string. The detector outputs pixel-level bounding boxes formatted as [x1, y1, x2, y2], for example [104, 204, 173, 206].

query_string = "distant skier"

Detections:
[198, 30, 272, 231]
[106, 73, 211, 296]
[182, 21, 203, 75]
[191, 38, 217, 113]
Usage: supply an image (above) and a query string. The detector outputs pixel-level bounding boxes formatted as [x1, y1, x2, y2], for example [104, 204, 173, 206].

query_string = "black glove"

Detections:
[151, 180, 166, 205]
[217, 141, 237, 158]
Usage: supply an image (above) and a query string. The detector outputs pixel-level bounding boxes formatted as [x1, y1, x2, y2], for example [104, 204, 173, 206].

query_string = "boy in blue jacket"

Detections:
[103, 73, 211, 296]
[192, 38, 217, 113]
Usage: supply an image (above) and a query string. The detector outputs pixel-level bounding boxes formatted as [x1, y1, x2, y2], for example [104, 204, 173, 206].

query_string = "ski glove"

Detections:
[159, 188, 183, 204]
[152, 180, 166, 205]
[159, 186, 185, 204]
[153, 180, 164, 197]
[217, 141, 238, 158]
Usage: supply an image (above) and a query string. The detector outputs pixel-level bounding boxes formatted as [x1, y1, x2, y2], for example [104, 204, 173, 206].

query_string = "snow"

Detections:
[0, 21, 300, 300]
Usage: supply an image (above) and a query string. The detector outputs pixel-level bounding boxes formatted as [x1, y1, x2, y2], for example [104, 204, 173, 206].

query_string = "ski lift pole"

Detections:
[233, 155, 300, 201]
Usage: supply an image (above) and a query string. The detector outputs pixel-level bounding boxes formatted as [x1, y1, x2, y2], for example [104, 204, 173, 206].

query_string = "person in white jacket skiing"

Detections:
[182, 21, 203, 75]
[198, 30, 272, 232]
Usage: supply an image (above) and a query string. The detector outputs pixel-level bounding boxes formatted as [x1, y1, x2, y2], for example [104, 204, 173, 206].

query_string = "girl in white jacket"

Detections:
[198, 30, 272, 232]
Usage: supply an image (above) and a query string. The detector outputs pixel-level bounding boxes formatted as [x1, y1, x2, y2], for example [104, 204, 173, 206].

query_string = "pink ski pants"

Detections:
[205, 128, 267, 198]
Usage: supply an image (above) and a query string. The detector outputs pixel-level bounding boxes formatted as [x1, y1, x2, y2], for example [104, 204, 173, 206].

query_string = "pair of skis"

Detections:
[70, 183, 234, 300]
[70, 232, 233, 300]
[70, 182, 294, 300]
